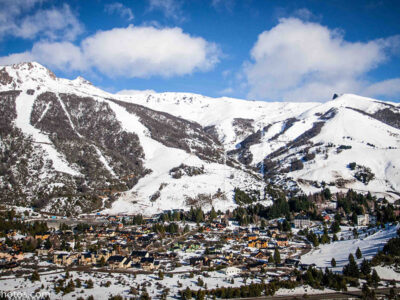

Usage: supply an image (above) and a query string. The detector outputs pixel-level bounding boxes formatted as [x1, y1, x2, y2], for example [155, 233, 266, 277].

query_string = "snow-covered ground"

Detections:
[374, 266, 400, 281]
[275, 285, 359, 296]
[0, 269, 260, 300]
[301, 224, 399, 268]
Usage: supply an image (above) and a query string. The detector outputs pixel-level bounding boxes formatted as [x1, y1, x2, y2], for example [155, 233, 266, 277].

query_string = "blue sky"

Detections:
[1, 0, 400, 102]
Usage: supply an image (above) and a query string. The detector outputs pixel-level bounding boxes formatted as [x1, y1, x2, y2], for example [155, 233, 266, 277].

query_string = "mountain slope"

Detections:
[0, 62, 399, 215]
[0, 62, 263, 215]
[114, 89, 400, 202]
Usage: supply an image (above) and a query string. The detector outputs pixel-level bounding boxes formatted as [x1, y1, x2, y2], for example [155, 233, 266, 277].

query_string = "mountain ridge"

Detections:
[0, 62, 399, 215]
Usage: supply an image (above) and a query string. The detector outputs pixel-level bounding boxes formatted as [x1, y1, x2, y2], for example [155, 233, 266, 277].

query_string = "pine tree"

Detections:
[99, 256, 106, 267]
[261, 219, 266, 229]
[305, 268, 315, 286]
[30, 270, 40, 282]
[197, 277, 204, 287]
[44, 238, 52, 249]
[389, 288, 396, 299]
[321, 232, 330, 244]
[158, 270, 164, 280]
[195, 208, 204, 223]
[209, 207, 217, 221]
[360, 259, 371, 276]
[343, 253, 359, 278]
[184, 287, 192, 300]
[331, 258, 336, 267]
[273, 248, 281, 265]
[371, 269, 380, 287]
[356, 247, 362, 259]
[189, 207, 195, 221]
[130, 287, 138, 295]
[86, 279, 94, 289]
[331, 221, 341, 233]
[282, 219, 291, 232]
[184, 225, 190, 233]
[140, 291, 150, 300]
[362, 283, 372, 298]
[196, 290, 205, 300]
[268, 256, 274, 264]
[75, 278, 82, 288]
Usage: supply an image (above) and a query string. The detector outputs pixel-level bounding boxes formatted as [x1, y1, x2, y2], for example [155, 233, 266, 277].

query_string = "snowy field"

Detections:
[0, 269, 260, 299]
[275, 285, 360, 296]
[374, 266, 400, 281]
[1, 266, 389, 300]
[301, 224, 399, 268]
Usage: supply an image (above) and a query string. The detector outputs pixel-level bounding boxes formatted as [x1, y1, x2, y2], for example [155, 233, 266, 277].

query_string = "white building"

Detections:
[294, 216, 310, 228]
[357, 214, 370, 226]
[224, 267, 241, 276]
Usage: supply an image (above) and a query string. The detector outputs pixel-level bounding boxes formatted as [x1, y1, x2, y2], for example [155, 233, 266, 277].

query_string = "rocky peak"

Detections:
[73, 76, 93, 86]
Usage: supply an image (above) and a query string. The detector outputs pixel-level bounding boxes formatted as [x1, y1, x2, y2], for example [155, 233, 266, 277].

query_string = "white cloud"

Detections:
[0, 51, 34, 66]
[363, 78, 400, 99]
[0, 0, 41, 38]
[211, 0, 235, 12]
[0, 41, 85, 71]
[0, 25, 220, 78]
[221, 69, 231, 78]
[81, 25, 219, 78]
[117, 89, 156, 95]
[0, 2, 83, 41]
[245, 18, 400, 101]
[292, 8, 321, 21]
[16, 5, 83, 41]
[0, 0, 43, 18]
[218, 87, 234, 95]
[105, 3, 134, 21]
[147, 0, 184, 22]
[30, 41, 86, 71]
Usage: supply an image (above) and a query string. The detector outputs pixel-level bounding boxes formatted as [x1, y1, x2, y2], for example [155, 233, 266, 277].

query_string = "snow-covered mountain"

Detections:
[1, 62, 399, 215]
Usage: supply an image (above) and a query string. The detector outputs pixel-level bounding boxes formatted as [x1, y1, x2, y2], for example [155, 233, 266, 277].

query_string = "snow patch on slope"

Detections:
[93, 146, 116, 178]
[55, 94, 82, 138]
[14, 92, 80, 176]
[36, 102, 51, 124]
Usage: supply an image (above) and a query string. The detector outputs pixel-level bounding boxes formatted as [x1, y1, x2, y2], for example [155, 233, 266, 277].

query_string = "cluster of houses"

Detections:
[0, 250, 23, 272]
[41, 221, 299, 274]
[52, 250, 160, 271]
[182, 225, 306, 274]
[296, 199, 381, 228]
[7, 200, 388, 276]
[0, 211, 311, 277]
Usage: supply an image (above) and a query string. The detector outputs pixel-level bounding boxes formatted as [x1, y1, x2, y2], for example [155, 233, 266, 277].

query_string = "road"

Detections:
[234, 287, 399, 300]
